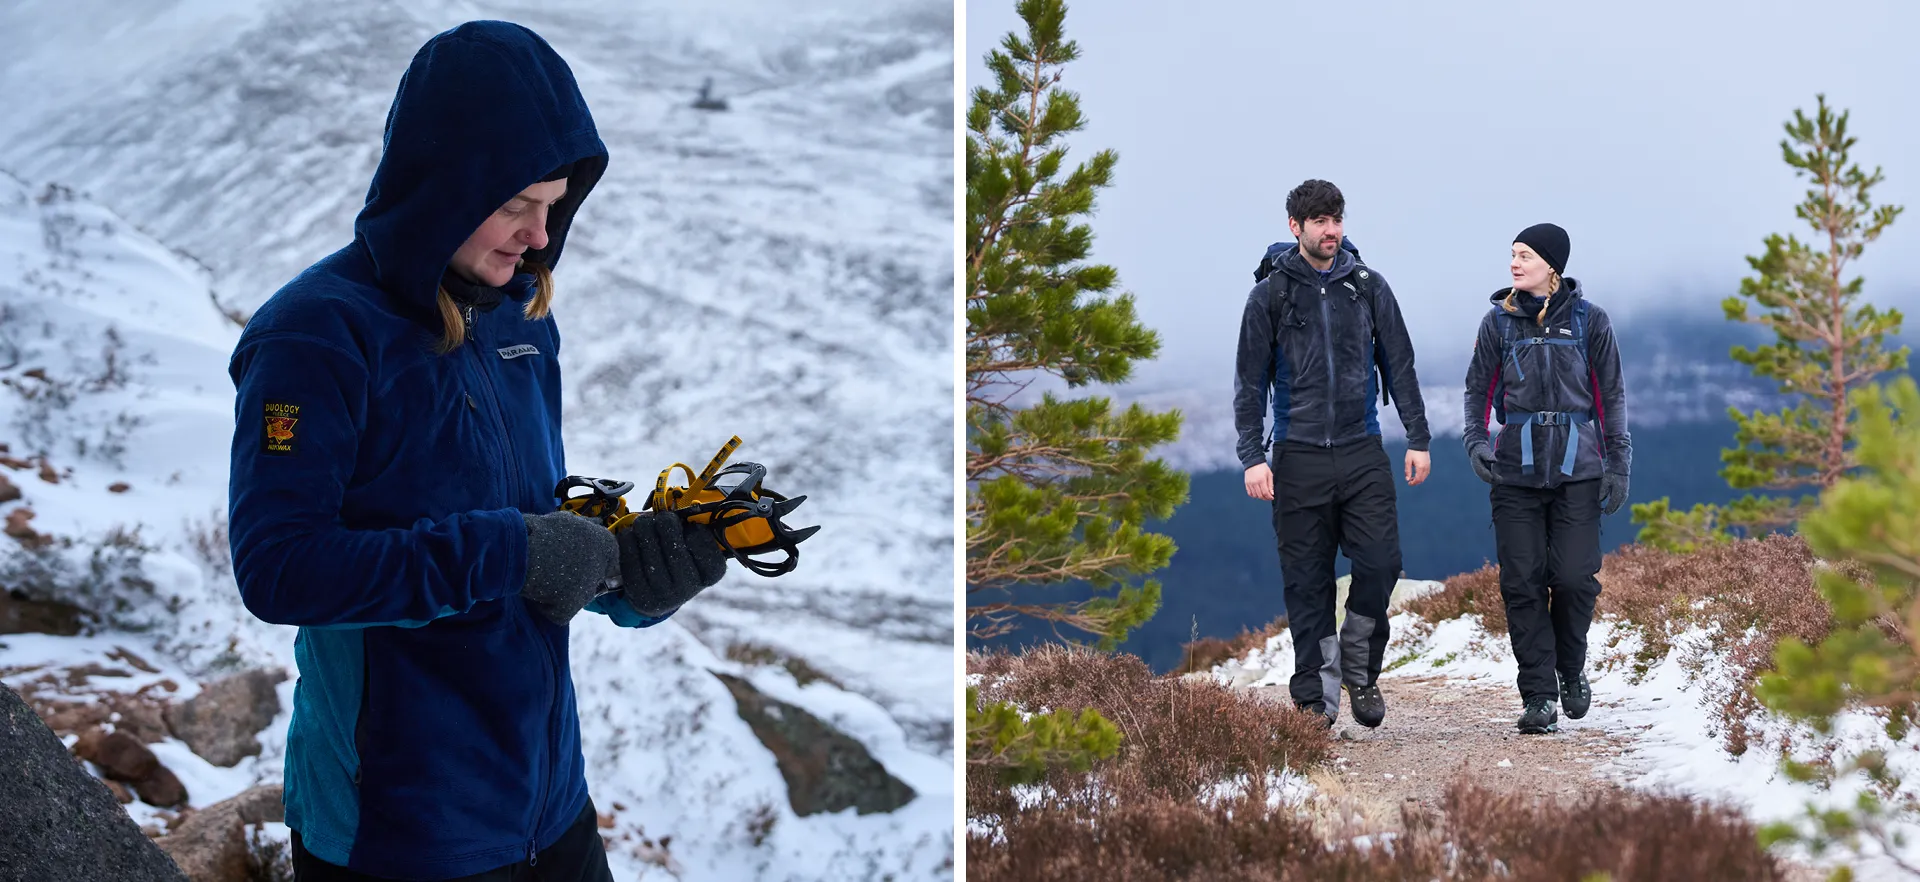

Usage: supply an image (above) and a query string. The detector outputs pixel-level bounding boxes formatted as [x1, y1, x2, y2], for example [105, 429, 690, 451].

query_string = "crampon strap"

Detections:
[553, 436, 819, 578]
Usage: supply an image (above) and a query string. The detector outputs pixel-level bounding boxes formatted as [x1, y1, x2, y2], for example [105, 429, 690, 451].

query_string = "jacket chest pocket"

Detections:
[480, 339, 564, 509]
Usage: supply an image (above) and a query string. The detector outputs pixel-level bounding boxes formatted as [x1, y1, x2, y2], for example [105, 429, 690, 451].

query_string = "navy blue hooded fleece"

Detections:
[227, 21, 652, 878]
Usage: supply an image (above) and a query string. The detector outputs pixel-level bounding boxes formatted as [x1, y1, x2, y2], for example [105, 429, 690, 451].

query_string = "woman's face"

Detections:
[449, 179, 568, 286]
[1510, 243, 1553, 294]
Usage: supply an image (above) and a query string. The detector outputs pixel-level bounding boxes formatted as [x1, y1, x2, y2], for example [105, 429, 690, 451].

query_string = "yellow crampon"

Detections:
[553, 436, 818, 578]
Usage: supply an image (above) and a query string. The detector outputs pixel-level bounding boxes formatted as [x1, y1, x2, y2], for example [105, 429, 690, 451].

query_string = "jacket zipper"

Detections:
[464, 301, 560, 864]
[463, 311, 524, 508]
[463, 303, 558, 861]
[1318, 286, 1335, 447]
[527, 621, 563, 866]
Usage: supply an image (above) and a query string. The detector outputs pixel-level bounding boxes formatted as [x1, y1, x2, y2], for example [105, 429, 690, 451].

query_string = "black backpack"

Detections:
[1253, 237, 1395, 407]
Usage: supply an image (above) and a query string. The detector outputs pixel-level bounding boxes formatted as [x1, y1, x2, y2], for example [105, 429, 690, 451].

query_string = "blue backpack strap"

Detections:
[1499, 308, 1524, 381]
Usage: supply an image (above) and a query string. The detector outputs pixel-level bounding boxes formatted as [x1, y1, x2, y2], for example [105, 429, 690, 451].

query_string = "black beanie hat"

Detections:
[1514, 223, 1569, 275]
[539, 161, 574, 183]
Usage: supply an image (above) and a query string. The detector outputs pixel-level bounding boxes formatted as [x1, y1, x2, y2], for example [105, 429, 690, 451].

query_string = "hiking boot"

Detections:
[1558, 670, 1591, 720]
[1296, 703, 1335, 731]
[1347, 684, 1385, 728]
[1517, 699, 1559, 734]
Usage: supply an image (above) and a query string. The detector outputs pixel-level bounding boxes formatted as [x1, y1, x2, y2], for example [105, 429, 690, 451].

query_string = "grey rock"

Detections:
[0, 683, 188, 881]
[155, 785, 284, 882]
[164, 669, 285, 767]
[713, 672, 915, 816]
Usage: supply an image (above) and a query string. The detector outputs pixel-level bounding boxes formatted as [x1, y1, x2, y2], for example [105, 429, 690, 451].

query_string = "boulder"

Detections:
[0, 588, 88, 636]
[74, 728, 159, 781]
[713, 672, 915, 816]
[0, 683, 189, 880]
[165, 668, 286, 767]
[73, 727, 190, 808]
[154, 785, 285, 882]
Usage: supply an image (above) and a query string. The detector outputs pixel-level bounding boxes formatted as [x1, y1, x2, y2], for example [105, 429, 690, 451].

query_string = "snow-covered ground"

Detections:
[0, 0, 954, 876]
[1210, 586, 1920, 881]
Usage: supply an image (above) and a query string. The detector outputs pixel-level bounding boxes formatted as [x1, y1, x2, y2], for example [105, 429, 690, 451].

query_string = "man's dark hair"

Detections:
[1286, 179, 1345, 224]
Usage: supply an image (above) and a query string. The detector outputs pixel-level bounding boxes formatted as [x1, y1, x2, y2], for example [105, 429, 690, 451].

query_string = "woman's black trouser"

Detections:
[1490, 478, 1603, 704]
[289, 800, 614, 882]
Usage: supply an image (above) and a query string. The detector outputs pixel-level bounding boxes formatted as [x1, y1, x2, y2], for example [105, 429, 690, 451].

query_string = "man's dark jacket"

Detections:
[1234, 247, 1430, 468]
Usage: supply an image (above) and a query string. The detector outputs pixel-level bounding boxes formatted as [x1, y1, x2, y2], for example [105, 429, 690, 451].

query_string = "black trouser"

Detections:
[1490, 479, 1603, 703]
[1271, 436, 1402, 717]
[290, 800, 613, 882]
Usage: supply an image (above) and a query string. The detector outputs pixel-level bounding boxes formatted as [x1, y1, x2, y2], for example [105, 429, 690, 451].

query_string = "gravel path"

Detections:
[1251, 673, 1642, 817]
[1249, 673, 1826, 881]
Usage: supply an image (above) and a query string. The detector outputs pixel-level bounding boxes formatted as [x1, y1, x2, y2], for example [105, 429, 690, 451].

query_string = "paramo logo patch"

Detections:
[263, 401, 300, 456]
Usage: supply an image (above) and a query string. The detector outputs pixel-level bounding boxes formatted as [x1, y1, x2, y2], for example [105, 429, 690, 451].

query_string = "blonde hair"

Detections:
[435, 260, 555, 353]
[1504, 269, 1562, 324]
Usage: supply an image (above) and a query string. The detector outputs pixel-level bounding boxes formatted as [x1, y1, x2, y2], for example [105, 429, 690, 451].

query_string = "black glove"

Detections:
[1467, 441, 1497, 485]
[521, 510, 621, 624]
[1601, 471, 1630, 516]
[615, 512, 730, 618]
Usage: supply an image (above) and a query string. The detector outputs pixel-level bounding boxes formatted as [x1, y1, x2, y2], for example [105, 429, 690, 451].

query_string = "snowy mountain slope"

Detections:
[0, 0, 954, 755]
[0, 168, 952, 877]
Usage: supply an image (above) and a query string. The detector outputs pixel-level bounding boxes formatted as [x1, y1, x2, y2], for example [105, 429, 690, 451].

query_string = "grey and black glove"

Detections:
[615, 512, 730, 618]
[520, 510, 621, 624]
[1466, 441, 1498, 485]
[1600, 471, 1630, 516]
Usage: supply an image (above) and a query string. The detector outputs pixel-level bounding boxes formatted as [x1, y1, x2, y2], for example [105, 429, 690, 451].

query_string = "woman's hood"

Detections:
[353, 20, 608, 319]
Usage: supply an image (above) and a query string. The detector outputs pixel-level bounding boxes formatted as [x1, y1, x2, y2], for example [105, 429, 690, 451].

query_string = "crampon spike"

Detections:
[632, 440, 818, 576]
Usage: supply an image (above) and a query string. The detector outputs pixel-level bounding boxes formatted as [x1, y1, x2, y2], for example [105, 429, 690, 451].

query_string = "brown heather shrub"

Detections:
[1403, 561, 1507, 637]
[1439, 780, 1792, 882]
[965, 645, 1331, 810]
[1595, 534, 1839, 755]
[968, 775, 1787, 882]
[1401, 536, 1847, 757]
[1177, 615, 1289, 674]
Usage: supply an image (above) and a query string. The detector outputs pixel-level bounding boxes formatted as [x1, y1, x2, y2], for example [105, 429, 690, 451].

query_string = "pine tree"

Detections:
[1754, 377, 1920, 877]
[1634, 96, 1906, 552]
[965, 686, 1121, 786]
[965, 0, 1187, 649]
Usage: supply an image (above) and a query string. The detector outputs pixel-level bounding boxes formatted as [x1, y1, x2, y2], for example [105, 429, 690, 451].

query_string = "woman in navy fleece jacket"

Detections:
[227, 21, 725, 881]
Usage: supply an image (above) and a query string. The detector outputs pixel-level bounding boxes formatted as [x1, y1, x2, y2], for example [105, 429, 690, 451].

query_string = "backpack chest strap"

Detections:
[1502, 409, 1593, 476]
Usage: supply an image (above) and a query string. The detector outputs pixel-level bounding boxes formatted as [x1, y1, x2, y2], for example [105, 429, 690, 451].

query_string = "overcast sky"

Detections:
[965, 0, 1920, 391]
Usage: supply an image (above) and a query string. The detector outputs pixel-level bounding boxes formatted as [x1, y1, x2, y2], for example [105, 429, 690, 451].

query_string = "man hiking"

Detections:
[1233, 179, 1432, 729]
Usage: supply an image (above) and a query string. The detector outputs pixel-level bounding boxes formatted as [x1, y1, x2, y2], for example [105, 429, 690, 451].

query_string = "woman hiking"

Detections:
[1461, 223, 1632, 735]
[227, 21, 727, 880]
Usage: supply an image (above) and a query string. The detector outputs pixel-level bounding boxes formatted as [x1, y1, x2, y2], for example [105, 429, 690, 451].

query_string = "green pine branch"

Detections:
[966, 686, 1121, 788]
[965, 0, 1188, 650]
[1755, 377, 1920, 874]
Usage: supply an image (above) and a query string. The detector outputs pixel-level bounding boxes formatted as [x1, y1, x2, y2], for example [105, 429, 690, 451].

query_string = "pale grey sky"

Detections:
[966, 0, 1920, 390]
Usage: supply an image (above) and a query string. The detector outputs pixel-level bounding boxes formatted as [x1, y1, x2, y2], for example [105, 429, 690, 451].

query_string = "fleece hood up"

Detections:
[226, 20, 662, 879]
[354, 19, 608, 322]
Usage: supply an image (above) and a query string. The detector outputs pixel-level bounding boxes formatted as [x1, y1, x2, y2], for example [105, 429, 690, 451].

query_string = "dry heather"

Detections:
[1592, 534, 1843, 753]
[967, 644, 1331, 821]
[1177, 615, 1289, 674]
[1403, 562, 1507, 637]
[1402, 534, 1852, 756]
[968, 776, 1787, 881]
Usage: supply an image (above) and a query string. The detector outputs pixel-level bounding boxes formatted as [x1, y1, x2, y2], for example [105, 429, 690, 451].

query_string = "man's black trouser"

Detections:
[289, 800, 613, 882]
[1271, 436, 1402, 718]
[1490, 478, 1603, 703]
